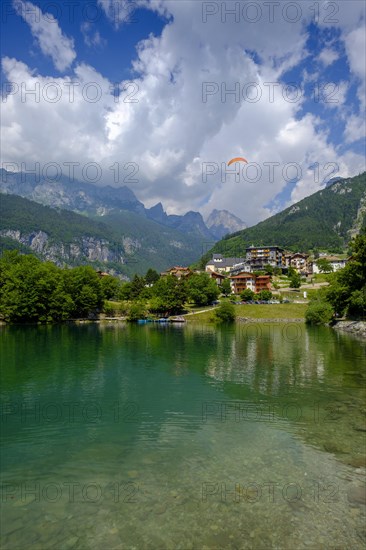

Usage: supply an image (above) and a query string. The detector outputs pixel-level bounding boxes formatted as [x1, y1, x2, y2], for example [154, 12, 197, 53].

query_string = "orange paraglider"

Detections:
[228, 157, 248, 166]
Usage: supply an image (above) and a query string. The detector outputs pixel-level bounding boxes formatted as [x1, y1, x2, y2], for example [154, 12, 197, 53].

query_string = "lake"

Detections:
[1, 322, 365, 549]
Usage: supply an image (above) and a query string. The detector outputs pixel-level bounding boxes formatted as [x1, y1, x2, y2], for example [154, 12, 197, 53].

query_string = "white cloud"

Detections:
[97, 0, 138, 28]
[344, 115, 366, 143]
[14, 0, 76, 72]
[81, 22, 106, 48]
[317, 48, 339, 67]
[344, 25, 366, 110]
[2, 0, 366, 225]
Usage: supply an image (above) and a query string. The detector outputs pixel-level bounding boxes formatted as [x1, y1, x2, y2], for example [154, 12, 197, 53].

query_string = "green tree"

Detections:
[153, 275, 188, 315]
[263, 264, 274, 275]
[290, 272, 301, 289]
[188, 273, 219, 306]
[240, 288, 255, 302]
[220, 278, 232, 296]
[316, 259, 333, 273]
[128, 302, 147, 321]
[214, 301, 236, 323]
[305, 301, 334, 325]
[325, 231, 366, 318]
[119, 282, 132, 300]
[63, 266, 103, 318]
[0, 252, 69, 323]
[130, 274, 146, 299]
[148, 296, 167, 315]
[145, 268, 160, 285]
[258, 290, 273, 301]
[100, 275, 121, 300]
[348, 289, 366, 318]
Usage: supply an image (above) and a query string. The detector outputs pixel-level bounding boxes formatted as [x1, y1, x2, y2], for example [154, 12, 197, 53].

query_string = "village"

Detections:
[161, 246, 348, 295]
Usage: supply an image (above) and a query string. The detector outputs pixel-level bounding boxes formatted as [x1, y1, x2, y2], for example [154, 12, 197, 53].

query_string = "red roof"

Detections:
[230, 273, 254, 279]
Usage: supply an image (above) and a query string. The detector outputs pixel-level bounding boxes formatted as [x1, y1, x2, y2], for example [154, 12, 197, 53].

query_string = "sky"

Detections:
[1, 0, 365, 225]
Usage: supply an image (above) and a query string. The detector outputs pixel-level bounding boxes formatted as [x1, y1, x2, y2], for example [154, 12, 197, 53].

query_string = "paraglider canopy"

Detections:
[228, 157, 248, 166]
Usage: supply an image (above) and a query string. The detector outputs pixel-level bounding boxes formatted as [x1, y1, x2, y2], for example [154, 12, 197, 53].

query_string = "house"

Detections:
[284, 253, 310, 274]
[96, 270, 110, 278]
[230, 272, 256, 294]
[161, 266, 193, 279]
[229, 272, 271, 294]
[311, 256, 347, 274]
[229, 262, 253, 275]
[246, 246, 284, 270]
[205, 253, 248, 274]
[255, 275, 271, 292]
[208, 271, 226, 286]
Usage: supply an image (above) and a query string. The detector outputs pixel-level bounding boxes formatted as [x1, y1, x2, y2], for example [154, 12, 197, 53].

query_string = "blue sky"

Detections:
[1, 0, 365, 224]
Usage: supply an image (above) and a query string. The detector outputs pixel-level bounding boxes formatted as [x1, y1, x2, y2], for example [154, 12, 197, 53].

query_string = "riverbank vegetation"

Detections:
[0, 251, 219, 323]
[305, 231, 366, 324]
[1, 230, 364, 325]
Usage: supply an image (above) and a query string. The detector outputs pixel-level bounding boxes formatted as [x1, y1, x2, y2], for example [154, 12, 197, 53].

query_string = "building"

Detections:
[284, 253, 310, 275]
[310, 256, 347, 274]
[229, 262, 253, 276]
[229, 272, 271, 294]
[161, 266, 193, 279]
[208, 271, 227, 286]
[205, 254, 249, 274]
[255, 275, 271, 292]
[246, 246, 284, 270]
[230, 272, 256, 294]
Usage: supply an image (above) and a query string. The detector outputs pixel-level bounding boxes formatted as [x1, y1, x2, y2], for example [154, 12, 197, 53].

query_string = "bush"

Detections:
[347, 289, 366, 318]
[305, 301, 334, 325]
[258, 290, 273, 302]
[240, 288, 255, 302]
[118, 301, 130, 316]
[289, 272, 301, 288]
[127, 302, 147, 321]
[214, 301, 236, 323]
[103, 303, 116, 316]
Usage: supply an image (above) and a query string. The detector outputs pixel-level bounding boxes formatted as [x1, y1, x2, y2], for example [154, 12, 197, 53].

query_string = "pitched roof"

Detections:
[230, 272, 254, 279]
[207, 257, 246, 268]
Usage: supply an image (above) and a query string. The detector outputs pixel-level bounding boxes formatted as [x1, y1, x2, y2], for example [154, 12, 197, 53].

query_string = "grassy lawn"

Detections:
[187, 302, 308, 322]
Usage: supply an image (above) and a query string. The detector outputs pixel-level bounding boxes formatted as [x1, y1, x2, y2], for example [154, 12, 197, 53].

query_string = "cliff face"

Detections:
[0, 230, 125, 266]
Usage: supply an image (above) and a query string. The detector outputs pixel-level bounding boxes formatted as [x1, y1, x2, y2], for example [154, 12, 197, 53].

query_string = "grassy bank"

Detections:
[186, 303, 308, 323]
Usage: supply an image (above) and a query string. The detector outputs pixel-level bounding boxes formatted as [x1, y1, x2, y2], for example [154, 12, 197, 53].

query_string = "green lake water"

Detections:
[0, 322, 365, 549]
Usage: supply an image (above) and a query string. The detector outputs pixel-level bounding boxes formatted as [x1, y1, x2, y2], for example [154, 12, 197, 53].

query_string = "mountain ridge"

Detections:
[197, 172, 366, 266]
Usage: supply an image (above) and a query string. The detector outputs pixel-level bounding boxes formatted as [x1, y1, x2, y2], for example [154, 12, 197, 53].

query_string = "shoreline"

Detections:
[237, 317, 304, 323]
[332, 320, 366, 338]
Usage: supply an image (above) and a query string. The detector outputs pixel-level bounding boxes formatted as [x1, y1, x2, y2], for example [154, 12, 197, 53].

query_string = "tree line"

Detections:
[0, 252, 220, 323]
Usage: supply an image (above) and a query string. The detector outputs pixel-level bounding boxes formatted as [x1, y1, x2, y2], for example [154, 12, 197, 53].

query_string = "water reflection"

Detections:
[1, 323, 365, 549]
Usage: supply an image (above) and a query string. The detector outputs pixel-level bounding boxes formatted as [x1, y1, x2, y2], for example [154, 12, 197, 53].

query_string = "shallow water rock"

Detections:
[58, 536, 80, 549]
[347, 486, 366, 505]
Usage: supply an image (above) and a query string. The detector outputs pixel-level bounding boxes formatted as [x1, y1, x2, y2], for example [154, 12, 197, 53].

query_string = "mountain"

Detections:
[0, 194, 208, 276]
[146, 204, 213, 239]
[205, 209, 247, 239]
[0, 169, 146, 216]
[0, 193, 125, 270]
[199, 172, 366, 263]
[0, 169, 216, 241]
[325, 176, 345, 187]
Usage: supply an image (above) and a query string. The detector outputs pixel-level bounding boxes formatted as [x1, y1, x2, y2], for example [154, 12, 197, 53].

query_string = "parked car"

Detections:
[211, 300, 220, 305]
